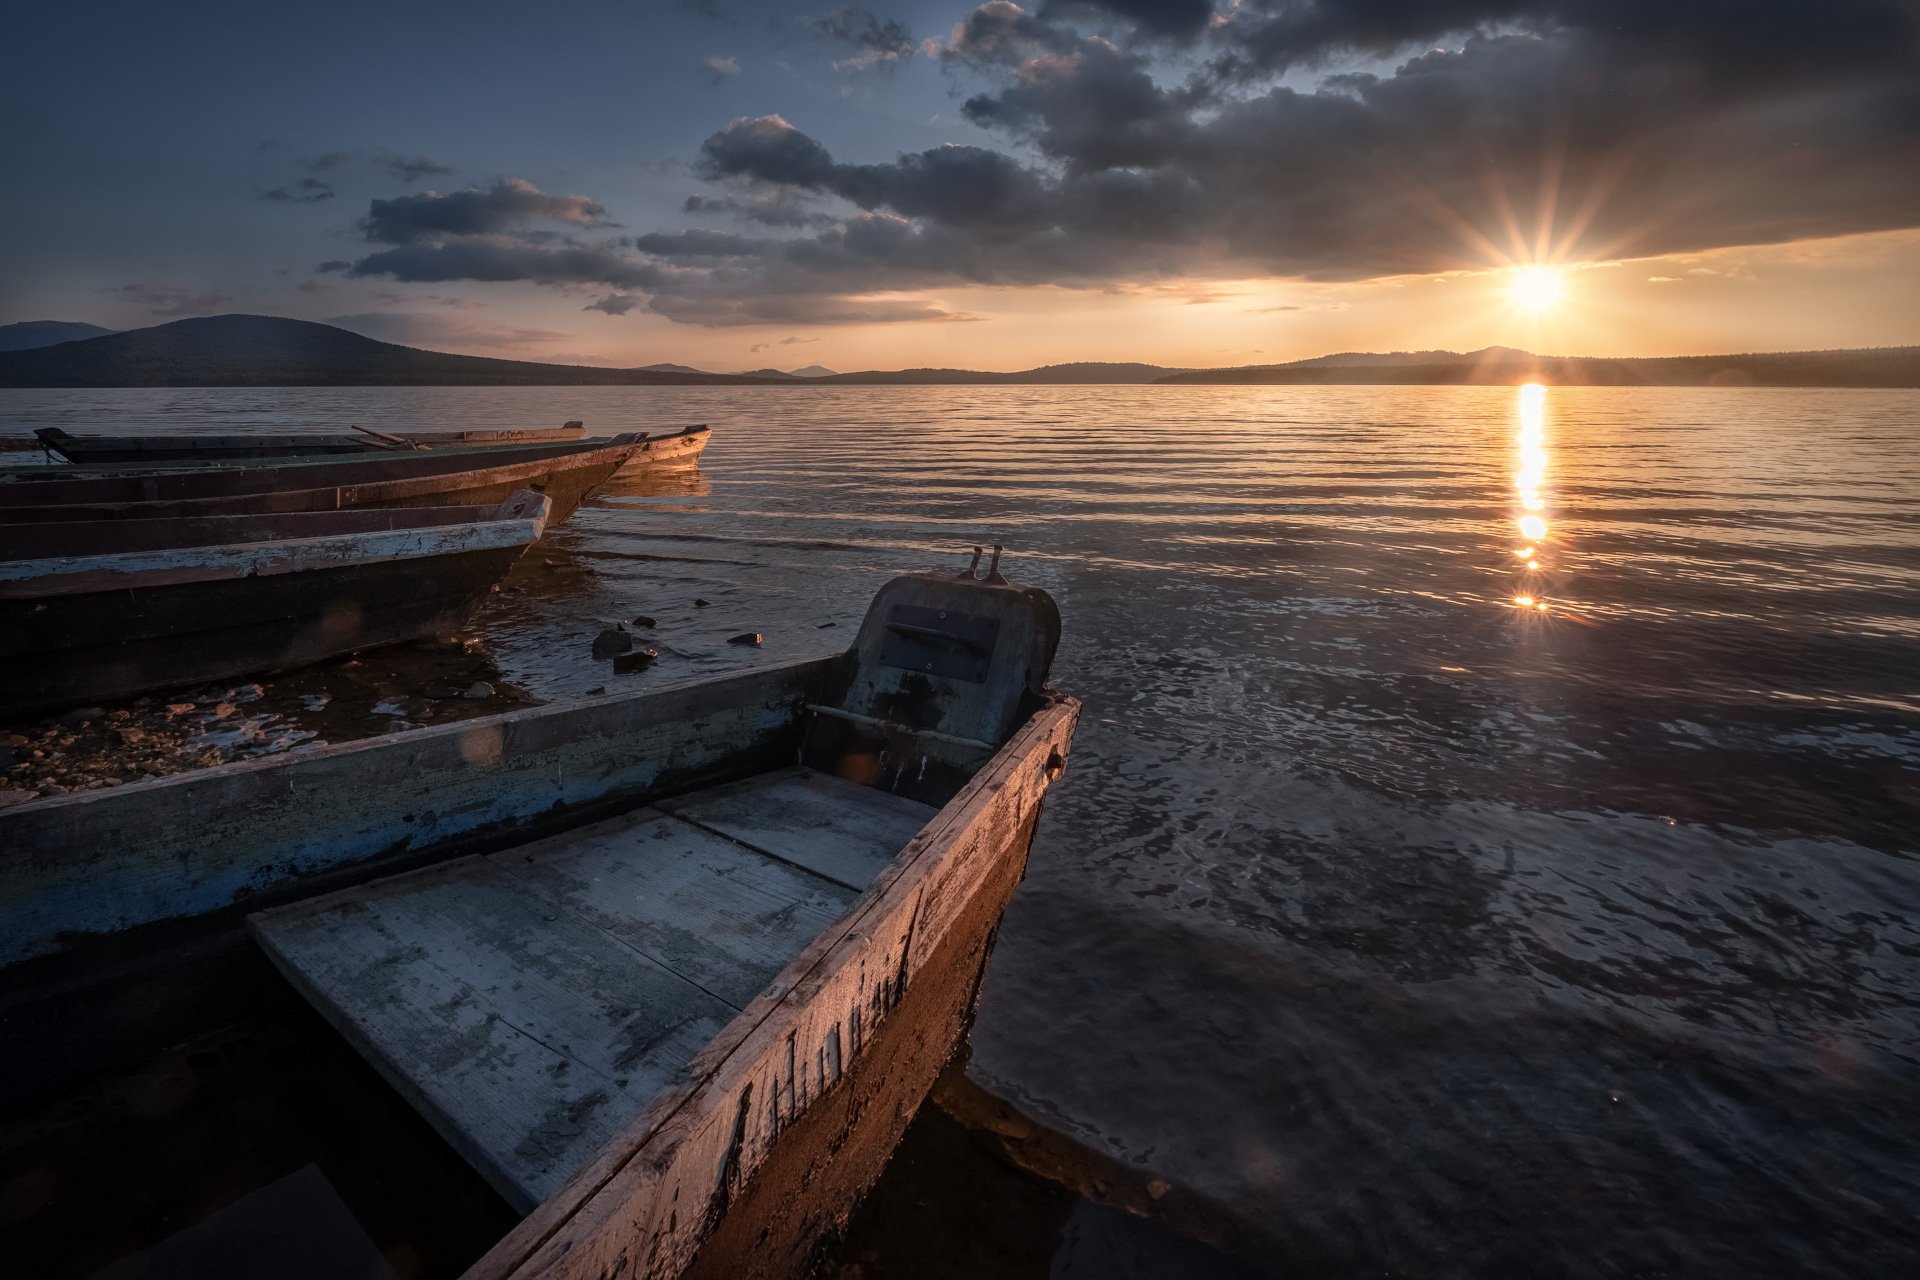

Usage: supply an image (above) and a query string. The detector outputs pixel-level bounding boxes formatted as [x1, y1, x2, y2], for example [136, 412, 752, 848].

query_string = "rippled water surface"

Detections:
[8, 384, 1919, 1275]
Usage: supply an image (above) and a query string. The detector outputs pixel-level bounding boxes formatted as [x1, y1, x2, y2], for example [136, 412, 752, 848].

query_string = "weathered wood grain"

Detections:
[253, 770, 928, 1211]
[460, 694, 1078, 1280]
[657, 768, 936, 892]
[0, 658, 834, 970]
[254, 856, 736, 1212]
[484, 807, 859, 1009]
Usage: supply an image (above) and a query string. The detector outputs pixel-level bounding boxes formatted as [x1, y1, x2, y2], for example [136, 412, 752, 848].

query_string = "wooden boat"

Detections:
[0, 428, 707, 524]
[32, 420, 591, 462]
[0, 490, 551, 717]
[0, 556, 1078, 1280]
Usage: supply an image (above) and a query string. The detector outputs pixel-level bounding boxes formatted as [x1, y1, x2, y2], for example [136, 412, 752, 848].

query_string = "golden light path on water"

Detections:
[1513, 382, 1551, 613]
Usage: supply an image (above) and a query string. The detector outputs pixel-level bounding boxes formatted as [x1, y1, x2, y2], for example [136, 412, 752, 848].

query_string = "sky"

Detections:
[4, 0, 1918, 371]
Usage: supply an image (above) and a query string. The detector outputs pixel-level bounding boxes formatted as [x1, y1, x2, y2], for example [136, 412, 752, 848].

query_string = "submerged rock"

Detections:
[462, 681, 495, 699]
[630, 615, 656, 628]
[592, 628, 634, 659]
[727, 632, 763, 647]
[694, 598, 711, 608]
[612, 648, 660, 674]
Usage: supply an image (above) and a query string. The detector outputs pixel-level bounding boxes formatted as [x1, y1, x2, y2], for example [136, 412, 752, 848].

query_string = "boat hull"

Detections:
[0, 432, 686, 523]
[0, 495, 549, 717]
[34, 424, 589, 462]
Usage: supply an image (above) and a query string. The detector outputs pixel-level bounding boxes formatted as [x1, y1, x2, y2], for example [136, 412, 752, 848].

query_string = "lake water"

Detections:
[6, 384, 1919, 1276]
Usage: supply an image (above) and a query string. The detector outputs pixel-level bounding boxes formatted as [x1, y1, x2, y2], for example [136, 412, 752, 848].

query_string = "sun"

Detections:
[1508, 265, 1567, 314]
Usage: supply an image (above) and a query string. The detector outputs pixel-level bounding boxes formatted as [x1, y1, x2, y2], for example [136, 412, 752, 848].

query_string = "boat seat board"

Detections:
[248, 768, 935, 1213]
[656, 766, 938, 891]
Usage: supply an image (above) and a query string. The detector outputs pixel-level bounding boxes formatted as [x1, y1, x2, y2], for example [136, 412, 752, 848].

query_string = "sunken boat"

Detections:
[0, 490, 552, 718]
[32, 420, 592, 463]
[0, 428, 707, 524]
[0, 554, 1079, 1280]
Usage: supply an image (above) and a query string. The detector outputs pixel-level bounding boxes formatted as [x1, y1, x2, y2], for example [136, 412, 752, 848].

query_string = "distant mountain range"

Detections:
[0, 315, 1913, 388]
[1160, 346, 1920, 387]
[0, 320, 118, 352]
[0, 316, 793, 388]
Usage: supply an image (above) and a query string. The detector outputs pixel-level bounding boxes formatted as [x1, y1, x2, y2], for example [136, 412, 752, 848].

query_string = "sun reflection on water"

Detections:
[1512, 383, 1553, 614]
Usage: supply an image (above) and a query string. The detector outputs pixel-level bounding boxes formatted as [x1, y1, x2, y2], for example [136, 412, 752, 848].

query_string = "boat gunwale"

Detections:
[0, 493, 551, 597]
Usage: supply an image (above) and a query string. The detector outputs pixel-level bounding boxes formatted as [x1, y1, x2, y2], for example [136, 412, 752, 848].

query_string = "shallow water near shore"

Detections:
[4, 384, 1919, 1275]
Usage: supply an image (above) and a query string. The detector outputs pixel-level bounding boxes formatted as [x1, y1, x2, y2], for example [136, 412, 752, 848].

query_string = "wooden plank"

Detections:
[461, 694, 1079, 1280]
[657, 768, 937, 891]
[484, 807, 858, 1010]
[0, 657, 834, 970]
[252, 857, 735, 1213]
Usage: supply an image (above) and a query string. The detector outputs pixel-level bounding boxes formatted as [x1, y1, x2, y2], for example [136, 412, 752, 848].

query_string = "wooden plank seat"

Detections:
[249, 767, 936, 1213]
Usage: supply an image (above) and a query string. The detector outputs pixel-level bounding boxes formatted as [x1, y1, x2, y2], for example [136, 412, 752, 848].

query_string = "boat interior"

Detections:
[241, 560, 1063, 1212]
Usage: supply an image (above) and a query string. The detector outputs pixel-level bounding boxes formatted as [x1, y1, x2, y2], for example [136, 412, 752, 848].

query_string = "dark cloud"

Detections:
[1203, 1, 1919, 83]
[106, 284, 235, 316]
[1038, 0, 1216, 39]
[360, 178, 617, 244]
[260, 177, 336, 203]
[698, 116, 1055, 230]
[377, 152, 454, 183]
[934, 1, 1078, 65]
[810, 6, 916, 70]
[304, 150, 352, 172]
[585, 294, 644, 315]
[338, 239, 662, 289]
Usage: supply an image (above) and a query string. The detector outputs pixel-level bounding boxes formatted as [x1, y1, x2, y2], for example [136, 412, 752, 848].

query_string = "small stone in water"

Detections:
[462, 681, 495, 699]
[612, 648, 660, 674]
[592, 628, 634, 659]
[694, 598, 711, 608]
[630, 615, 656, 628]
[300, 693, 332, 711]
[727, 632, 762, 646]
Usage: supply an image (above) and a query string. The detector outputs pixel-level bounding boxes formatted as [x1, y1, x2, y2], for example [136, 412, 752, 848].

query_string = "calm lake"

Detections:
[6, 384, 1919, 1276]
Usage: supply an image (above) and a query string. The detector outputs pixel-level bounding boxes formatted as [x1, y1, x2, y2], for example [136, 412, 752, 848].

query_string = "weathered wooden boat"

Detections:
[0, 428, 708, 524]
[0, 555, 1078, 1280]
[0, 490, 552, 717]
[32, 420, 593, 462]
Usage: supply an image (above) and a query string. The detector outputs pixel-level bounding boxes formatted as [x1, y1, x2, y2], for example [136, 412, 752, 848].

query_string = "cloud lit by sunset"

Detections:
[5, 1, 1916, 368]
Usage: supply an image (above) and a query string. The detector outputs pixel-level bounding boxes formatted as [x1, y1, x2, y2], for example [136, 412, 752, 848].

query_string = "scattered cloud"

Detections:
[585, 294, 644, 315]
[105, 284, 235, 317]
[358, 178, 617, 244]
[260, 177, 336, 204]
[376, 151, 454, 183]
[683, 192, 831, 228]
[702, 54, 741, 84]
[368, 290, 488, 309]
[750, 335, 822, 351]
[811, 6, 916, 72]
[304, 150, 353, 172]
[296, 279, 331, 295]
